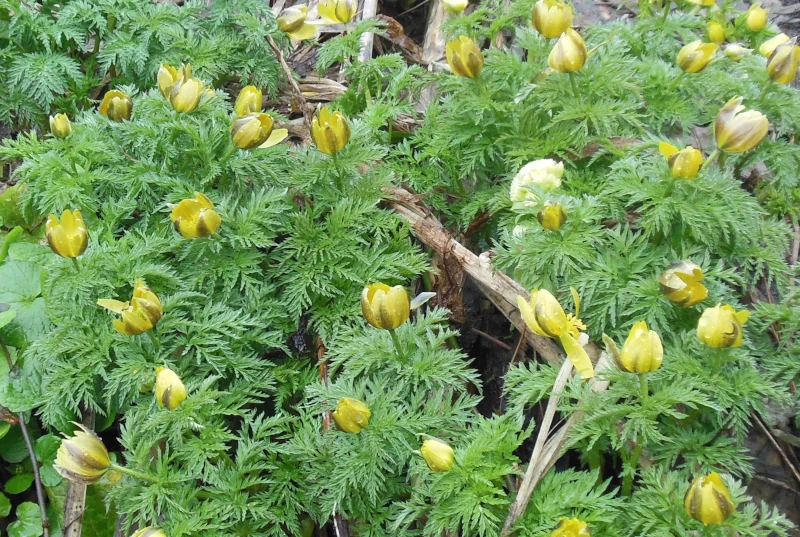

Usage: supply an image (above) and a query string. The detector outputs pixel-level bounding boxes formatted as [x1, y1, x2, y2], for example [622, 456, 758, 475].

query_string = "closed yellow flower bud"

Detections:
[235, 86, 263, 117]
[49, 113, 72, 138]
[759, 33, 790, 57]
[157, 64, 180, 99]
[658, 142, 703, 179]
[766, 38, 800, 84]
[745, 3, 768, 32]
[686, 0, 715, 5]
[169, 192, 222, 239]
[311, 106, 351, 154]
[442, 0, 468, 14]
[684, 473, 735, 525]
[155, 367, 187, 411]
[54, 424, 110, 485]
[697, 304, 749, 348]
[361, 283, 410, 330]
[677, 41, 718, 73]
[318, 0, 356, 24]
[532, 0, 574, 39]
[548, 29, 587, 73]
[420, 439, 454, 472]
[517, 288, 594, 379]
[97, 279, 163, 336]
[333, 398, 371, 433]
[278, 5, 318, 40]
[658, 260, 708, 307]
[99, 90, 133, 122]
[617, 321, 663, 373]
[551, 518, 590, 536]
[713, 96, 769, 153]
[130, 528, 168, 537]
[46, 209, 89, 258]
[538, 203, 567, 231]
[446, 35, 484, 78]
[231, 113, 274, 149]
[169, 72, 203, 113]
[725, 43, 753, 61]
[707, 21, 726, 44]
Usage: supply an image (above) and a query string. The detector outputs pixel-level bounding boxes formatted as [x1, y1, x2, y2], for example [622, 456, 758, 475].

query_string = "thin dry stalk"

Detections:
[63, 408, 96, 537]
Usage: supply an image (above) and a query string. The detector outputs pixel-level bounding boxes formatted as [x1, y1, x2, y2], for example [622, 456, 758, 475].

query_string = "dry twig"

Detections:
[266, 34, 313, 138]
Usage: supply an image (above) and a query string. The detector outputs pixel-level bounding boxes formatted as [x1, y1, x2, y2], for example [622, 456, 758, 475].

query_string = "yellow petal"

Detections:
[258, 128, 289, 148]
[97, 299, 128, 314]
[517, 295, 549, 337]
[288, 23, 318, 41]
[659, 142, 679, 157]
[559, 333, 594, 379]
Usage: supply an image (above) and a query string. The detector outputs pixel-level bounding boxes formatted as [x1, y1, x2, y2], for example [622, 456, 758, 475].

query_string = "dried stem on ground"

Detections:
[266, 34, 313, 139]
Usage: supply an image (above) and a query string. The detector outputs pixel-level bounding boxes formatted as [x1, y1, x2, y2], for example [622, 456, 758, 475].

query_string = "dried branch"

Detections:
[266, 34, 313, 138]
[63, 407, 96, 537]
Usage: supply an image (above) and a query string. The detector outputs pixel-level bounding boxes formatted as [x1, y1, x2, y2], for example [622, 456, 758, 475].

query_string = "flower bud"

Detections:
[532, 0, 574, 39]
[725, 44, 752, 61]
[677, 41, 718, 73]
[170, 192, 222, 239]
[235, 85, 263, 117]
[713, 96, 768, 153]
[361, 283, 410, 330]
[311, 106, 351, 154]
[332, 398, 371, 433]
[759, 33, 790, 57]
[658, 260, 708, 307]
[658, 142, 703, 179]
[707, 21, 725, 44]
[46, 209, 89, 258]
[510, 159, 564, 202]
[618, 321, 663, 373]
[745, 3, 768, 32]
[684, 473, 735, 525]
[49, 113, 72, 138]
[157, 64, 180, 99]
[54, 424, 110, 485]
[130, 528, 168, 537]
[538, 203, 567, 231]
[446, 35, 484, 78]
[420, 439, 454, 472]
[231, 113, 274, 149]
[442, 0, 468, 14]
[685, 0, 715, 5]
[548, 29, 587, 73]
[155, 367, 187, 411]
[99, 90, 133, 122]
[697, 304, 750, 348]
[169, 72, 203, 113]
[550, 518, 590, 536]
[278, 5, 318, 40]
[318, 0, 356, 24]
[97, 279, 163, 336]
[766, 38, 800, 84]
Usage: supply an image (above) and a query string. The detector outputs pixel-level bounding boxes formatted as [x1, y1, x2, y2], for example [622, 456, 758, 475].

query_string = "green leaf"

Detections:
[0, 492, 11, 518]
[7, 501, 44, 537]
[34, 435, 60, 464]
[39, 465, 62, 488]
[5, 473, 34, 494]
[7, 243, 51, 266]
[0, 422, 10, 441]
[0, 426, 30, 463]
[0, 308, 17, 330]
[0, 261, 50, 348]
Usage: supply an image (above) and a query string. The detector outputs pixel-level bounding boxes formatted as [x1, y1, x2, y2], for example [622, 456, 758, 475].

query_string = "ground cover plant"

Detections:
[0, 0, 799, 536]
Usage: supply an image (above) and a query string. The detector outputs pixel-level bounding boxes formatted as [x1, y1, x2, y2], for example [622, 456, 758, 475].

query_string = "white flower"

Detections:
[509, 159, 564, 202]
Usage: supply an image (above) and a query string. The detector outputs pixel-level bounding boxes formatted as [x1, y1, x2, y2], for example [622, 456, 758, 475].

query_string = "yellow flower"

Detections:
[538, 202, 567, 231]
[333, 398, 371, 433]
[46, 209, 89, 258]
[155, 367, 187, 411]
[130, 528, 168, 537]
[49, 113, 72, 138]
[169, 192, 222, 239]
[707, 21, 726, 44]
[510, 159, 564, 202]
[759, 33, 790, 57]
[725, 44, 752, 61]
[446, 35, 484, 78]
[54, 424, 110, 485]
[318, 0, 356, 24]
[686, 0, 715, 5]
[311, 106, 351, 154]
[677, 41, 718, 73]
[235, 85, 263, 117]
[278, 5, 318, 40]
[517, 288, 594, 379]
[361, 283, 410, 330]
[697, 304, 749, 348]
[169, 70, 203, 113]
[532, 0, 574, 39]
[658, 260, 708, 307]
[99, 90, 132, 122]
[442, 0, 468, 14]
[713, 96, 769, 153]
[157, 64, 180, 99]
[420, 439, 454, 472]
[548, 29, 587, 73]
[745, 3, 768, 32]
[617, 321, 663, 373]
[97, 279, 163, 336]
[658, 142, 703, 180]
[766, 38, 800, 84]
[684, 473, 735, 525]
[551, 518, 590, 536]
[231, 113, 274, 149]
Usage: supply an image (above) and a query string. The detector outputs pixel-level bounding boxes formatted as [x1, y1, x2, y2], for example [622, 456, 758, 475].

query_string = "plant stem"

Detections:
[388, 329, 405, 361]
[701, 148, 720, 170]
[667, 71, 686, 92]
[71, 257, 80, 271]
[108, 463, 159, 483]
[331, 151, 343, 190]
[147, 329, 161, 352]
[661, 1, 671, 27]
[717, 151, 727, 170]
[621, 442, 645, 496]
[568, 72, 579, 98]
[638, 373, 649, 402]
[1, 338, 49, 537]
[219, 144, 238, 166]
[757, 80, 773, 101]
